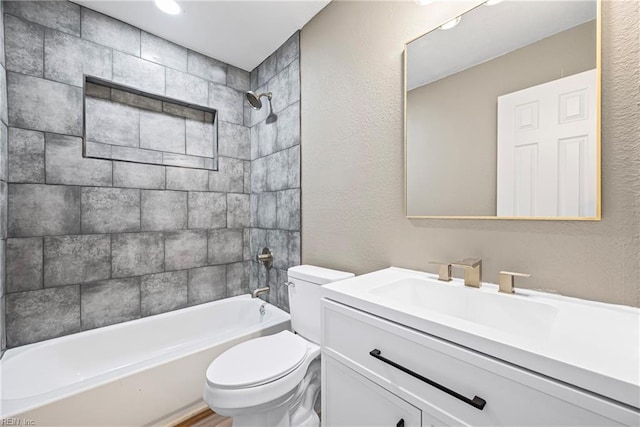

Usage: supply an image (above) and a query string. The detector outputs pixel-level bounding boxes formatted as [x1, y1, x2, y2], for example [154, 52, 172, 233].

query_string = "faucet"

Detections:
[451, 258, 482, 288]
[498, 271, 531, 294]
[252, 286, 270, 299]
[429, 261, 452, 282]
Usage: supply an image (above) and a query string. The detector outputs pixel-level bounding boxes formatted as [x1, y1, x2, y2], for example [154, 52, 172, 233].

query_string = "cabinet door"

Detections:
[323, 355, 422, 427]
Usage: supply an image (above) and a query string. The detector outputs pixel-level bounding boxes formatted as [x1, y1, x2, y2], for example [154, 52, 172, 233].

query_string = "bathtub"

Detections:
[0, 295, 290, 426]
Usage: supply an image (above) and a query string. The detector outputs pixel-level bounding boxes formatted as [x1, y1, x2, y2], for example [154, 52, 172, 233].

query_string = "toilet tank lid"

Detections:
[288, 265, 354, 285]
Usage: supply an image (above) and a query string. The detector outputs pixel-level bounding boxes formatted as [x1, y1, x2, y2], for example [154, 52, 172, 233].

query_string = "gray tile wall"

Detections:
[248, 33, 301, 312]
[1, 0, 8, 357]
[1, 1, 267, 348]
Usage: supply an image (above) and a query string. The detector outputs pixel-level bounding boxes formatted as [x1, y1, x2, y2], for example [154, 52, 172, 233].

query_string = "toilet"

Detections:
[203, 265, 354, 427]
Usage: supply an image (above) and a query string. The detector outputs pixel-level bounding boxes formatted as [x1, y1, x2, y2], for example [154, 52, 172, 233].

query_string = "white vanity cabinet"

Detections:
[321, 299, 640, 427]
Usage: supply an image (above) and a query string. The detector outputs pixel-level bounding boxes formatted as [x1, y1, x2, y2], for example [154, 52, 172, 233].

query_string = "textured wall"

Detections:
[248, 33, 301, 312]
[301, 0, 639, 307]
[3, 1, 254, 348]
[0, 0, 8, 356]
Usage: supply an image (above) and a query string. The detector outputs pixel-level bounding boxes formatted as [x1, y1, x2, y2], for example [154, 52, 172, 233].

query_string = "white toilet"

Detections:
[203, 265, 354, 427]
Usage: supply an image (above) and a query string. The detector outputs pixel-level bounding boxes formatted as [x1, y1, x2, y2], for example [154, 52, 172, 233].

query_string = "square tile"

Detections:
[141, 31, 187, 71]
[164, 230, 208, 271]
[8, 127, 44, 183]
[166, 167, 208, 191]
[45, 133, 112, 186]
[113, 51, 165, 95]
[113, 162, 165, 190]
[44, 234, 111, 287]
[226, 261, 249, 297]
[166, 68, 208, 106]
[85, 97, 139, 148]
[141, 190, 187, 231]
[112, 232, 164, 278]
[81, 187, 140, 234]
[6, 286, 80, 348]
[5, 1, 80, 36]
[4, 15, 44, 77]
[140, 109, 185, 154]
[6, 237, 43, 293]
[185, 119, 215, 158]
[276, 189, 300, 231]
[44, 28, 111, 87]
[187, 50, 226, 84]
[188, 192, 226, 229]
[188, 265, 226, 305]
[208, 83, 243, 125]
[7, 72, 82, 136]
[8, 184, 80, 237]
[81, 277, 140, 330]
[227, 193, 250, 228]
[80, 8, 139, 55]
[140, 271, 188, 317]
[208, 229, 243, 265]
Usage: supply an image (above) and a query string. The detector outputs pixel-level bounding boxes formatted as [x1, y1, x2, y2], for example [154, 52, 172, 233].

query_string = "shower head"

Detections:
[245, 91, 272, 110]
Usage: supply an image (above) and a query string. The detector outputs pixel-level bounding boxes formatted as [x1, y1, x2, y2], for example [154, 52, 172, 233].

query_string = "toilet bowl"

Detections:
[203, 265, 354, 427]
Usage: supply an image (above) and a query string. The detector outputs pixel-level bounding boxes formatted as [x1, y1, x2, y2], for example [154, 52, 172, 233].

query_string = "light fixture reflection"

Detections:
[154, 0, 181, 15]
[485, 0, 504, 6]
[440, 16, 461, 30]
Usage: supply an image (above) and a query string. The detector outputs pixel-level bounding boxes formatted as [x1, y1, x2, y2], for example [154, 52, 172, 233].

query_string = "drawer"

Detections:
[322, 299, 639, 426]
[322, 355, 424, 427]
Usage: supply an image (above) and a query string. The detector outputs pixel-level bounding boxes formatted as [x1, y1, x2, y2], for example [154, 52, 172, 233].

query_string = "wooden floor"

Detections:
[174, 409, 232, 427]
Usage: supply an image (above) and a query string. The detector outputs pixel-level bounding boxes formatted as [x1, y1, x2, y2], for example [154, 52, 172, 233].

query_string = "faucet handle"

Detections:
[429, 261, 452, 282]
[451, 258, 482, 268]
[498, 271, 531, 294]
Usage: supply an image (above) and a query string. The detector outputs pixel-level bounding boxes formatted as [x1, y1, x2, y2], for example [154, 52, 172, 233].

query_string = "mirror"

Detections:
[405, 0, 600, 219]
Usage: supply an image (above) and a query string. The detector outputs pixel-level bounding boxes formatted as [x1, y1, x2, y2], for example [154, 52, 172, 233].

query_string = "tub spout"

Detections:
[252, 287, 270, 298]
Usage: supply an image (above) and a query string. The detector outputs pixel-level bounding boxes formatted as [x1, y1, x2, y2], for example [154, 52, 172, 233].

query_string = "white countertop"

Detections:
[322, 267, 640, 409]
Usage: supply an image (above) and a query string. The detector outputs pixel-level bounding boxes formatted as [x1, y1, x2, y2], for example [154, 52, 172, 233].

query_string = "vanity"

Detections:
[320, 268, 640, 426]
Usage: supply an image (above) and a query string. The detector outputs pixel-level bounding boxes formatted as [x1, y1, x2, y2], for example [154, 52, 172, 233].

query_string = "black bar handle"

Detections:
[396, 419, 404, 427]
[369, 349, 486, 411]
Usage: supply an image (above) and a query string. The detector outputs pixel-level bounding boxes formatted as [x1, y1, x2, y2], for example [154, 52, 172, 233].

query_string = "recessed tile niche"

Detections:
[83, 76, 218, 170]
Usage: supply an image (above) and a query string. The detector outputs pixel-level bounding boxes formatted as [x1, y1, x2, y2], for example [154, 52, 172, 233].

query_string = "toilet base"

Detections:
[218, 359, 321, 427]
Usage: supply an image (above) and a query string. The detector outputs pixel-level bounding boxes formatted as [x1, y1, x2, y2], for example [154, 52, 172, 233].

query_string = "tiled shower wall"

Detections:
[248, 34, 301, 312]
[0, 0, 8, 356]
[1, 1, 300, 349]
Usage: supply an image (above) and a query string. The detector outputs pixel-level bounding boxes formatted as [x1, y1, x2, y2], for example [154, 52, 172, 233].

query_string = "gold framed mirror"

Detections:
[404, 0, 601, 220]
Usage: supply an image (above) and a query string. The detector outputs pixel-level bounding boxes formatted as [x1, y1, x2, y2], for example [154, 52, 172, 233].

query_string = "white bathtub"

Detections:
[0, 295, 290, 426]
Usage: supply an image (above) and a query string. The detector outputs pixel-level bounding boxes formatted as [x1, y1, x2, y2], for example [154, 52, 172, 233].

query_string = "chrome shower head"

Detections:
[245, 91, 272, 110]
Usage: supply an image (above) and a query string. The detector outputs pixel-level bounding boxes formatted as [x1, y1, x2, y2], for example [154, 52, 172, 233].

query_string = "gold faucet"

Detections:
[429, 261, 452, 282]
[451, 258, 482, 288]
[498, 271, 531, 294]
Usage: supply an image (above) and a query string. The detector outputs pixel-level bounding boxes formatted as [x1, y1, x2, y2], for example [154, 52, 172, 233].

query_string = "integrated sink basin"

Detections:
[321, 267, 640, 409]
[369, 277, 558, 340]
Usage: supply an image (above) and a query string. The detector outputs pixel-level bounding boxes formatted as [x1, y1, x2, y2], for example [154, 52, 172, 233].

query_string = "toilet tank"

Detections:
[287, 265, 354, 344]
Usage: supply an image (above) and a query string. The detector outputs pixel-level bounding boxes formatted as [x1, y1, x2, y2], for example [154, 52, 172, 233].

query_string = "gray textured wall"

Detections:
[301, 0, 639, 307]
[2, 1, 300, 348]
[248, 34, 301, 312]
[0, 0, 8, 356]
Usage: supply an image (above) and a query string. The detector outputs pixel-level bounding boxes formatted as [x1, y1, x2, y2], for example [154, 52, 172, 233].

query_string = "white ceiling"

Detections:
[407, 0, 597, 91]
[73, 0, 331, 71]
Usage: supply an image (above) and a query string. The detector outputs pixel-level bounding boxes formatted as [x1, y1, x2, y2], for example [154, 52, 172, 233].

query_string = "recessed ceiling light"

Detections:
[415, 0, 434, 5]
[154, 0, 181, 15]
[485, 0, 504, 5]
[440, 16, 461, 30]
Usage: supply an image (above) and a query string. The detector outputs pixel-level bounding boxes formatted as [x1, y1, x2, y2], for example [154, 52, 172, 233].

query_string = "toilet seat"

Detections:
[206, 331, 309, 389]
[204, 331, 321, 413]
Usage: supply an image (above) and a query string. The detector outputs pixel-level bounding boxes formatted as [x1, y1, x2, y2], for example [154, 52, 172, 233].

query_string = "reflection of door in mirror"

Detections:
[496, 69, 597, 217]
